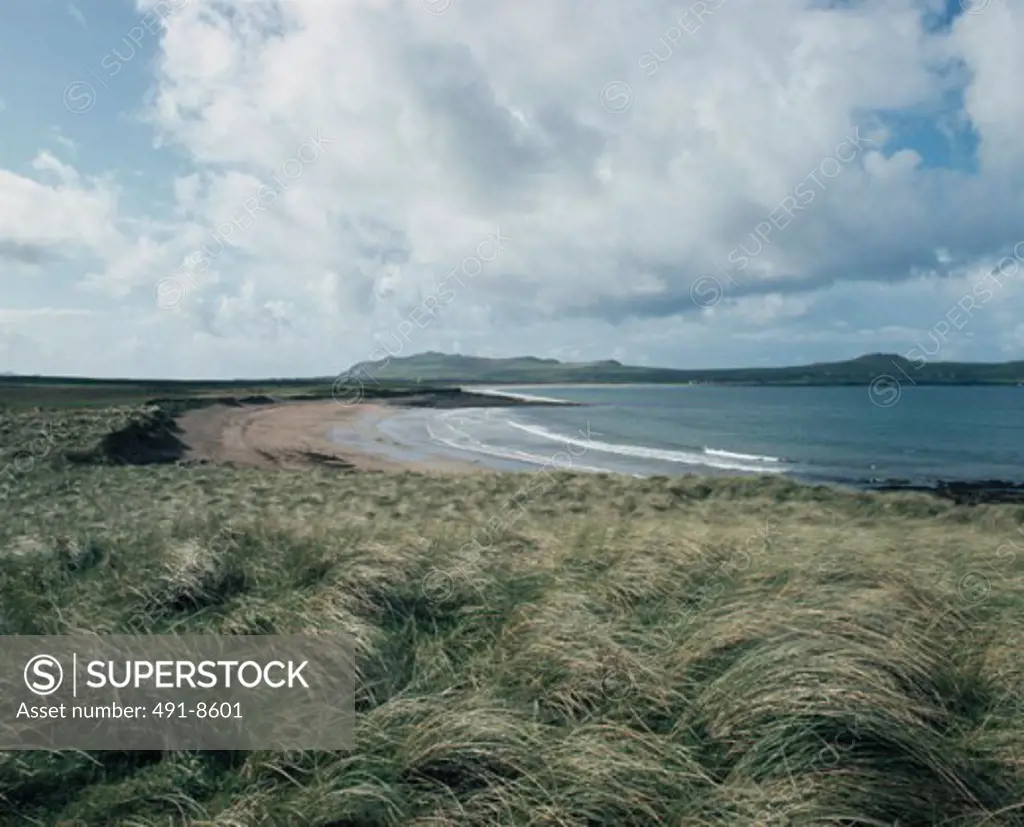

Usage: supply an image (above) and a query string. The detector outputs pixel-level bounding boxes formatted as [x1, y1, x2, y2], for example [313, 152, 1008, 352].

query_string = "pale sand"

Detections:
[176, 401, 487, 473]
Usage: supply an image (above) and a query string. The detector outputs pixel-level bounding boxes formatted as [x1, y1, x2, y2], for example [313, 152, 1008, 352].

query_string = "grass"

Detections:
[1, 404, 1023, 824]
[0, 375, 431, 411]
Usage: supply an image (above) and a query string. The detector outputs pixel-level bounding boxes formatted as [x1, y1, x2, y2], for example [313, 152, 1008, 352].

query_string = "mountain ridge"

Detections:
[3, 352, 1022, 385]
[350, 351, 1024, 386]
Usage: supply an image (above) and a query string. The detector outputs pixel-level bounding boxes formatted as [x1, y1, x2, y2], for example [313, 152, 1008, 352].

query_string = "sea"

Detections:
[366, 384, 1024, 487]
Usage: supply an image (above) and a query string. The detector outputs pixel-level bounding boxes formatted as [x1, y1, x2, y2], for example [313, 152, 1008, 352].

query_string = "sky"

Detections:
[2, 0, 1024, 379]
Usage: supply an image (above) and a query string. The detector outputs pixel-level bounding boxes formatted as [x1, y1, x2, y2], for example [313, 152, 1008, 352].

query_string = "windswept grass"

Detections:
[1, 405, 1023, 824]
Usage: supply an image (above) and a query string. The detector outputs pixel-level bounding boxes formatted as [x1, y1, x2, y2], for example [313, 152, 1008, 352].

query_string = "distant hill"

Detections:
[350, 351, 1024, 386]
[350, 352, 633, 383]
[4, 352, 1023, 389]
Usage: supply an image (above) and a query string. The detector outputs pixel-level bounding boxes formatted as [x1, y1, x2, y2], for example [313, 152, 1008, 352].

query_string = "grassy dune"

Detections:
[1, 405, 1024, 824]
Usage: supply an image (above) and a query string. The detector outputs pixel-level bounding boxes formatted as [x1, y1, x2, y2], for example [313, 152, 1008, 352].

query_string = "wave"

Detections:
[465, 386, 575, 405]
[425, 413, 613, 474]
[504, 420, 786, 474]
[703, 447, 782, 463]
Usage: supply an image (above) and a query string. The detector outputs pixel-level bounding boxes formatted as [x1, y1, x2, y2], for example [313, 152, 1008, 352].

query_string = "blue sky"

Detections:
[2, 2, 177, 185]
[2, 0, 1024, 378]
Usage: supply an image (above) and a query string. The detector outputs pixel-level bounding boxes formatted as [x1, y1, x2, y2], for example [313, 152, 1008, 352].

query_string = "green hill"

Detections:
[351, 351, 1024, 386]
[4, 352, 1023, 394]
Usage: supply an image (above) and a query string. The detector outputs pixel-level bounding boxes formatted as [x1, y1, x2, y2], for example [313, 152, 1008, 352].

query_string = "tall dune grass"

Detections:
[0, 407, 1022, 824]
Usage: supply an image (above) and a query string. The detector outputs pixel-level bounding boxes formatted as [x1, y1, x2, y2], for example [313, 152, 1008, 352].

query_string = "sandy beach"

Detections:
[176, 400, 487, 473]
[171, 392, 1024, 505]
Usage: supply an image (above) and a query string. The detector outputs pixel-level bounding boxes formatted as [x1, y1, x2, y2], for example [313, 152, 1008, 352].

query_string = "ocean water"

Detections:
[368, 384, 1024, 486]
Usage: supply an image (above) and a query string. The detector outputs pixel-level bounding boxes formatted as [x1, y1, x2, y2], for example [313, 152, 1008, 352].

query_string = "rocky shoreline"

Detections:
[869, 479, 1024, 505]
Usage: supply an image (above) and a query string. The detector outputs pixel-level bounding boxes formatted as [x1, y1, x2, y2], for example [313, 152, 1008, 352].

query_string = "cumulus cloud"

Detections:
[3, 0, 1024, 376]
[0, 155, 120, 259]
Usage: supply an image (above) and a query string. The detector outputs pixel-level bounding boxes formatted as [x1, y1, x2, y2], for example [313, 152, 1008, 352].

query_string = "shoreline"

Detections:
[177, 400, 486, 473]
[171, 387, 584, 472]
[170, 399, 1024, 504]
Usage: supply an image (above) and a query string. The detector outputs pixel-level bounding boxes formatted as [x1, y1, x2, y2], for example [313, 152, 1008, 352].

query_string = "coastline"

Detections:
[172, 386, 585, 472]
[171, 398, 1024, 504]
[176, 400, 488, 473]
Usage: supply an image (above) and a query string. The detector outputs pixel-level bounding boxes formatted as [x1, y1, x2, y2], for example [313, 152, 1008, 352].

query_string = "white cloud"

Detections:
[67, 2, 87, 29]
[3, 0, 1024, 376]
[0, 308, 94, 322]
[0, 156, 120, 258]
[955, 2, 1024, 172]
[172, 173, 202, 215]
[52, 134, 78, 154]
[31, 151, 80, 186]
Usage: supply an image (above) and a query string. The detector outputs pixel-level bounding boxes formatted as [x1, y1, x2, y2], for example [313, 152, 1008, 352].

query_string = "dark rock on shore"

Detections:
[237, 395, 279, 405]
[67, 408, 186, 466]
[871, 478, 1024, 505]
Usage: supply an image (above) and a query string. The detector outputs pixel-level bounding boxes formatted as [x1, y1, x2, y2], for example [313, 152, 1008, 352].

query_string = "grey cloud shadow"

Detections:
[0, 242, 64, 266]
[402, 42, 606, 207]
